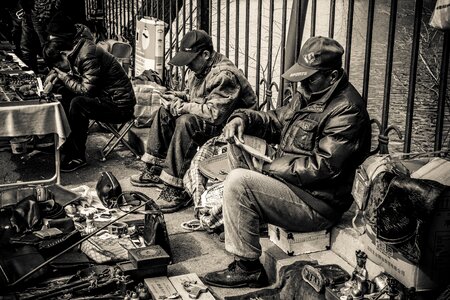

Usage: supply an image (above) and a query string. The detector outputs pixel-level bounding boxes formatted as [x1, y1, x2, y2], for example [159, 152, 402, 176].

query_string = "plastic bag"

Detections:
[430, 0, 450, 30]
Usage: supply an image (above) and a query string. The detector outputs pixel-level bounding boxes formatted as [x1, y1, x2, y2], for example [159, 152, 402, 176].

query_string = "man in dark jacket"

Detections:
[204, 36, 372, 288]
[130, 30, 257, 213]
[42, 14, 135, 172]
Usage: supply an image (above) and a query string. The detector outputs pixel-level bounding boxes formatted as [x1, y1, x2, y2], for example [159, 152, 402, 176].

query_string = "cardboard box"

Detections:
[144, 276, 179, 300]
[268, 225, 330, 256]
[363, 189, 450, 292]
[134, 17, 165, 78]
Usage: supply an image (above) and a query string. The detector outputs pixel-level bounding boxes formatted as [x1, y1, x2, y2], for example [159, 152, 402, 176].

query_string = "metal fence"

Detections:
[84, 0, 449, 154]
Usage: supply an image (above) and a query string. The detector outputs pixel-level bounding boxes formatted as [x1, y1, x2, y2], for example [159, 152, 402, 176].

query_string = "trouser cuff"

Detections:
[160, 170, 183, 188]
[141, 152, 165, 166]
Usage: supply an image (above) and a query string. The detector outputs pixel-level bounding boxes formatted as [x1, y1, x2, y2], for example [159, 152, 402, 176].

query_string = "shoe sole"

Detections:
[129, 179, 163, 187]
[61, 162, 87, 173]
[160, 198, 193, 214]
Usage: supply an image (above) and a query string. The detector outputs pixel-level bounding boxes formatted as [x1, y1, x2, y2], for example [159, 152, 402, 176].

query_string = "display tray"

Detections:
[15, 89, 40, 101]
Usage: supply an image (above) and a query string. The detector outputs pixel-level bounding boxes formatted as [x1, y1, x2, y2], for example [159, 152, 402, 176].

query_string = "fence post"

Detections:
[197, 0, 210, 33]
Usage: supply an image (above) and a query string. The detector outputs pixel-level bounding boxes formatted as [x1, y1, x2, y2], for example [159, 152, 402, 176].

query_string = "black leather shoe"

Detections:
[203, 260, 269, 288]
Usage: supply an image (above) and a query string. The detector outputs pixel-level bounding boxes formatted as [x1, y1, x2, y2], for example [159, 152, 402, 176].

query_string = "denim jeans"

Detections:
[59, 88, 133, 160]
[20, 14, 48, 72]
[143, 106, 222, 188]
[224, 139, 334, 260]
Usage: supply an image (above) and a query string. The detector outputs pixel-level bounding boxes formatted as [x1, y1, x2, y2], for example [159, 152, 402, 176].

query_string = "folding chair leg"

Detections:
[99, 121, 140, 161]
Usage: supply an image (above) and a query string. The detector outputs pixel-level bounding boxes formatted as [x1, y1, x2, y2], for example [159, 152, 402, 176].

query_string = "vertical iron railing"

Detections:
[404, 0, 423, 153]
[435, 31, 450, 152]
[381, 0, 398, 134]
[83, 0, 449, 153]
[329, 0, 335, 38]
[362, 0, 375, 103]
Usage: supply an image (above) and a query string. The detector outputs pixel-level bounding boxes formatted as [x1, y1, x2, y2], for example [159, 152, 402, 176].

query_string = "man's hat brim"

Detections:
[168, 50, 200, 66]
[282, 63, 319, 82]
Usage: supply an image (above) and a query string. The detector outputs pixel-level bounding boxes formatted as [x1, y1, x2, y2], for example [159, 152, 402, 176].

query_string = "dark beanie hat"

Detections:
[47, 12, 77, 39]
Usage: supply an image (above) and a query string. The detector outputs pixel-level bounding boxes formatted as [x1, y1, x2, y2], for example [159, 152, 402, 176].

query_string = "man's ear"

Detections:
[329, 70, 339, 85]
[202, 50, 211, 60]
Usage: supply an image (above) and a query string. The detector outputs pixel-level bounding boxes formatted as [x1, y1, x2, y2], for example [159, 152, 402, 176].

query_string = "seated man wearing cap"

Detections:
[130, 29, 257, 213]
[203, 36, 371, 288]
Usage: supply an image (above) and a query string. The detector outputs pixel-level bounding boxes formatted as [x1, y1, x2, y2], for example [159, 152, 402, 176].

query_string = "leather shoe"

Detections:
[204, 260, 269, 288]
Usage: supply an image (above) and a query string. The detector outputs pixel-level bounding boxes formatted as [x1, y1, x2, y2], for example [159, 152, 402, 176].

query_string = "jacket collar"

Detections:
[300, 71, 349, 113]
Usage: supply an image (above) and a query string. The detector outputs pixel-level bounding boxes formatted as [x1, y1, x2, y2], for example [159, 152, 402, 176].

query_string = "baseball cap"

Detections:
[169, 30, 213, 66]
[282, 36, 344, 82]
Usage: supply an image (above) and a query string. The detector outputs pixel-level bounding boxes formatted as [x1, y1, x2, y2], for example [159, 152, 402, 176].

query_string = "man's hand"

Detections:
[53, 67, 68, 80]
[43, 71, 58, 87]
[169, 99, 184, 116]
[223, 117, 245, 144]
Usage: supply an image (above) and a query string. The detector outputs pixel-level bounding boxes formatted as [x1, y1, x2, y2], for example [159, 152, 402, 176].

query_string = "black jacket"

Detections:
[62, 38, 136, 109]
[230, 72, 371, 220]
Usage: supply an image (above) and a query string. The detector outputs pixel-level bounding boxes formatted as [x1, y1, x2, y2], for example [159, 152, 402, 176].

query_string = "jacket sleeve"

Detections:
[228, 94, 300, 144]
[61, 47, 101, 96]
[178, 70, 241, 125]
[268, 103, 368, 187]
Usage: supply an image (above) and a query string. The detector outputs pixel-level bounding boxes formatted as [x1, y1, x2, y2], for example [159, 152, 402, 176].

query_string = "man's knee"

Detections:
[224, 169, 251, 203]
[175, 114, 197, 129]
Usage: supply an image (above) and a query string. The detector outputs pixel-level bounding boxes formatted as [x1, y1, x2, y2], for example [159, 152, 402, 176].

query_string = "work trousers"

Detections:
[59, 88, 133, 160]
[142, 106, 222, 188]
[224, 137, 334, 260]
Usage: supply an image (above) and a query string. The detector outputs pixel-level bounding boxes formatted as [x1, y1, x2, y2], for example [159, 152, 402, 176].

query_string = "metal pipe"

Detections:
[235, 0, 240, 67]
[404, 0, 423, 153]
[434, 31, 450, 151]
[362, 0, 375, 103]
[190, 0, 193, 31]
[217, 0, 221, 53]
[278, 0, 288, 107]
[265, 0, 275, 111]
[183, 0, 186, 36]
[255, 0, 262, 99]
[169, 0, 173, 59]
[225, 0, 230, 57]
[311, 0, 316, 37]
[329, 0, 335, 38]
[244, 0, 250, 77]
[209, 0, 212, 33]
[381, 0, 398, 132]
[344, 0, 354, 76]
[119, 0, 123, 37]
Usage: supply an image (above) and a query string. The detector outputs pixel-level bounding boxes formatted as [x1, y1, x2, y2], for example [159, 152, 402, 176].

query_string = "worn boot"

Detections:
[157, 185, 192, 213]
[130, 165, 162, 187]
[204, 259, 269, 288]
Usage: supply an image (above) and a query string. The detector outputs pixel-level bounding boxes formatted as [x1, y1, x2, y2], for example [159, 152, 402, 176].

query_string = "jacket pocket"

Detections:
[293, 119, 318, 151]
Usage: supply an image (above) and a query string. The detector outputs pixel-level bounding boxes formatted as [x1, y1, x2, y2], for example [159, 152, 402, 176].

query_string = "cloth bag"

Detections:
[430, 0, 450, 30]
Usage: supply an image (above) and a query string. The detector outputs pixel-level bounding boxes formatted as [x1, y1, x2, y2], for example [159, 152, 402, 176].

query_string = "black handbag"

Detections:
[96, 171, 123, 208]
[130, 192, 172, 260]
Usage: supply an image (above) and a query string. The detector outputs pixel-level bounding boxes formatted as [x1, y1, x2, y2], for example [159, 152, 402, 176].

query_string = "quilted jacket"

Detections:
[230, 72, 371, 219]
[176, 52, 257, 126]
[62, 38, 136, 109]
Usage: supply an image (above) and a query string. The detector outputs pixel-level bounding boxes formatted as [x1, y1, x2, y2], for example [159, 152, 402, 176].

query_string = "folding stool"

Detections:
[91, 118, 140, 161]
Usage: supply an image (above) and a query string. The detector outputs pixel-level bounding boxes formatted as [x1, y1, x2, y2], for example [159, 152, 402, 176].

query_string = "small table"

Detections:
[0, 100, 71, 187]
